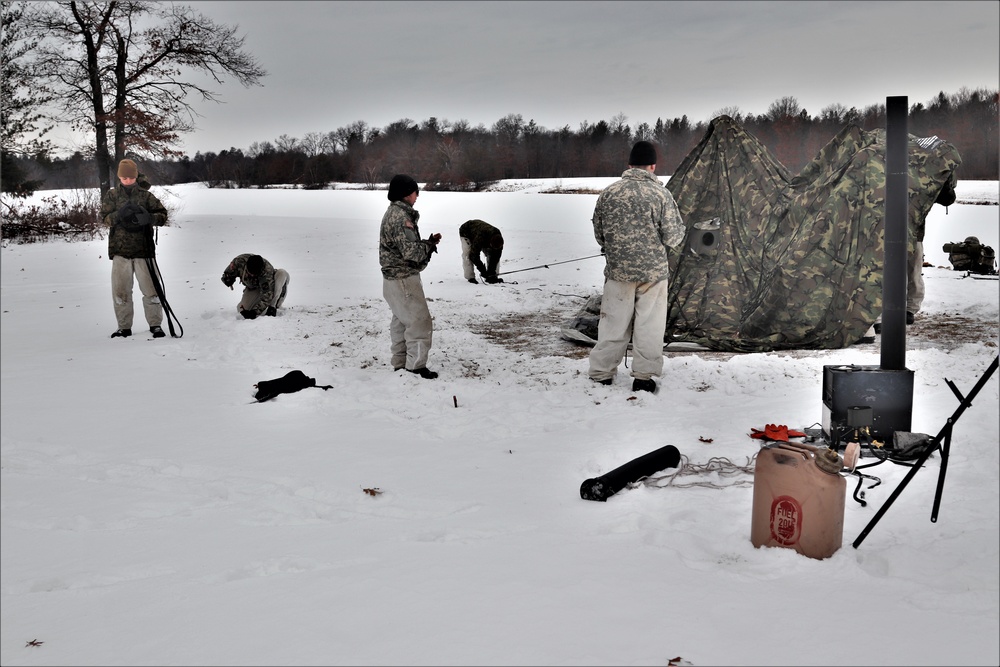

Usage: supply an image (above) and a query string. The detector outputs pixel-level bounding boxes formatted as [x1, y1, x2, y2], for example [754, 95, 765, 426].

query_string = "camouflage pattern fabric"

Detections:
[946, 241, 998, 274]
[221, 253, 279, 314]
[593, 168, 685, 283]
[980, 246, 999, 275]
[662, 116, 961, 352]
[101, 183, 168, 260]
[946, 242, 978, 271]
[379, 201, 434, 280]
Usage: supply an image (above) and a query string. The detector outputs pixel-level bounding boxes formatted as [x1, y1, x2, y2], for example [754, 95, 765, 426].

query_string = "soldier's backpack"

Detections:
[944, 237, 998, 275]
[978, 245, 998, 275]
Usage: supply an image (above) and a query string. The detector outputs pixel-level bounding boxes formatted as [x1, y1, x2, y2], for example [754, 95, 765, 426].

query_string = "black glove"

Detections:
[265, 306, 277, 317]
[133, 206, 152, 226]
[240, 308, 258, 320]
[117, 202, 139, 224]
[427, 233, 441, 253]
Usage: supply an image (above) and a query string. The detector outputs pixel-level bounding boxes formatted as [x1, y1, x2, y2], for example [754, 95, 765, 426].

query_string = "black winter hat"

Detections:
[628, 141, 657, 167]
[387, 174, 419, 202]
[246, 254, 264, 276]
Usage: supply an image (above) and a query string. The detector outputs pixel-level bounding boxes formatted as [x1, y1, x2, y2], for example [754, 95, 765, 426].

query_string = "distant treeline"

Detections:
[14, 89, 999, 191]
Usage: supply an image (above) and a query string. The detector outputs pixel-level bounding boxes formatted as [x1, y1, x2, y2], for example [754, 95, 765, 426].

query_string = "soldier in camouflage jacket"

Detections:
[101, 159, 170, 339]
[589, 141, 685, 392]
[221, 253, 290, 319]
[379, 175, 442, 379]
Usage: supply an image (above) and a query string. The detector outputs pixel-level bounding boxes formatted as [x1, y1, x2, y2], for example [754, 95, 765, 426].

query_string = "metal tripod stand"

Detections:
[853, 354, 998, 548]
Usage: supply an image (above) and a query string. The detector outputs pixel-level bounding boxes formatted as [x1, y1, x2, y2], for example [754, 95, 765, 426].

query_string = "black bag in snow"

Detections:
[254, 370, 333, 402]
[580, 444, 682, 502]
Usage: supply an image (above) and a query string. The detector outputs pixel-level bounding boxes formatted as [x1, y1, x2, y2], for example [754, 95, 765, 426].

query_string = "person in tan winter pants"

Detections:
[101, 159, 169, 339]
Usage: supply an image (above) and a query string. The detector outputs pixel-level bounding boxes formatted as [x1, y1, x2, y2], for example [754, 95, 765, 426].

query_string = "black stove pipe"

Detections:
[881, 96, 909, 371]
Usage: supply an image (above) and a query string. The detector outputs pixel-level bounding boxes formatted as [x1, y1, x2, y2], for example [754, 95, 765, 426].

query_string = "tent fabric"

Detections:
[665, 117, 960, 352]
[561, 116, 961, 353]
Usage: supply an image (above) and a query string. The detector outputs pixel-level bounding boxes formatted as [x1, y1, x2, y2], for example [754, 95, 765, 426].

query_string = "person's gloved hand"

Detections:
[117, 202, 139, 224]
[265, 306, 277, 317]
[133, 206, 152, 226]
[240, 307, 257, 320]
[427, 233, 442, 253]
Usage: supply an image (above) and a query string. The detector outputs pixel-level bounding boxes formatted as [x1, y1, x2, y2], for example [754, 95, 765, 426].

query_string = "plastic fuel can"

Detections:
[751, 441, 846, 559]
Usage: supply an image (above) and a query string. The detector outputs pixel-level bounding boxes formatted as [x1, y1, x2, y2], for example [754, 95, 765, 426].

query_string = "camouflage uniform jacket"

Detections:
[379, 201, 435, 280]
[221, 254, 278, 316]
[101, 184, 168, 260]
[592, 168, 685, 283]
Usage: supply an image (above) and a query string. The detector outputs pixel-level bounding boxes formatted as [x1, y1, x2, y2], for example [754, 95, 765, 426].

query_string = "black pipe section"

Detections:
[882, 96, 908, 371]
[580, 444, 681, 501]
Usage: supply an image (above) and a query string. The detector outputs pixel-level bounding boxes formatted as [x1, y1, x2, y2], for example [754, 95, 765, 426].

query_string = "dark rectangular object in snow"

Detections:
[821, 364, 914, 448]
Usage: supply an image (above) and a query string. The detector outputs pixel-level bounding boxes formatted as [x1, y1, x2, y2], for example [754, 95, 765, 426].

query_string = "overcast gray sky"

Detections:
[172, 0, 999, 155]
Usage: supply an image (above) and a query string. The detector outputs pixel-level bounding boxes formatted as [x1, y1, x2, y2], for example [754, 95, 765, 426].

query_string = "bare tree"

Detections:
[492, 113, 523, 145]
[2, 1, 54, 154]
[449, 119, 471, 134]
[766, 96, 802, 122]
[2, 1, 55, 195]
[299, 131, 325, 158]
[436, 136, 461, 176]
[818, 103, 849, 125]
[332, 120, 369, 153]
[318, 131, 338, 155]
[711, 105, 743, 122]
[246, 140, 274, 159]
[273, 134, 300, 153]
[609, 112, 630, 138]
[28, 1, 266, 194]
[360, 162, 381, 190]
[491, 113, 524, 179]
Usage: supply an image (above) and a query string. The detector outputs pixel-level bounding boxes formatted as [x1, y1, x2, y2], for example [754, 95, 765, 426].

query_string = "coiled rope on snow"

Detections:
[631, 452, 759, 490]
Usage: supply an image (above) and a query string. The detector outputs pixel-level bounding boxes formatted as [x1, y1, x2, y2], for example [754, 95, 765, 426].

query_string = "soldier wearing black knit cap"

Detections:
[378, 175, 442, 379]
[459, 219, 505, 284]
[588, 141, 685, 393]
[220, 253, 290, 319]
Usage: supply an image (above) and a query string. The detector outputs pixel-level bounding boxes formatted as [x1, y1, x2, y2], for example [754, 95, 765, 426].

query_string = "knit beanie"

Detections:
[246, 255, 265, 276]
[117, 159, 139, 179]
[628, 141, 657, 167]
[387, 174, 419, 202]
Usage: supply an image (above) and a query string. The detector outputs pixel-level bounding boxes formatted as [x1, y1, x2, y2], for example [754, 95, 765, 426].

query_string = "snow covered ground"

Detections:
[2, 178, 997, 666]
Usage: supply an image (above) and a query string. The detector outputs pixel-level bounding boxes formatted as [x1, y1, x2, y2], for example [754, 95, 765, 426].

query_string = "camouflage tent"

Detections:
[562, 116, 961, 352]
